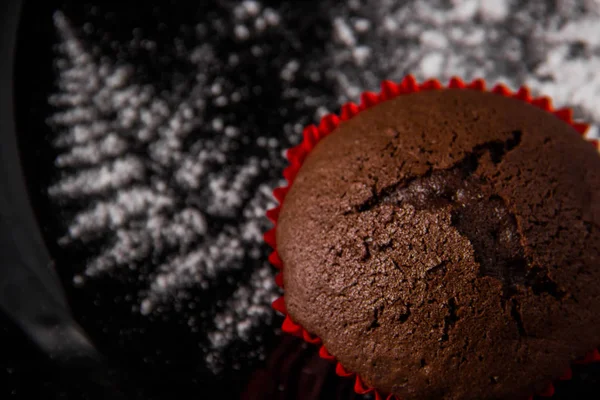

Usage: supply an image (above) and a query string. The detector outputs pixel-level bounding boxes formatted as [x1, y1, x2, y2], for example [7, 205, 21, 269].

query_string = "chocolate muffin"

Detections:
[276, 88, 600, 400]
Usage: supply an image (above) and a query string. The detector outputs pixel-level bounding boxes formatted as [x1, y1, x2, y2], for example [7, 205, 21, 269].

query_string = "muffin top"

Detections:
[277, 89, 600, 400]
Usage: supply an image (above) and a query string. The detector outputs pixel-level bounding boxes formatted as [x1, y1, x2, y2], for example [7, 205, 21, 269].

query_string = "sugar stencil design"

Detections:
[49, 3, 291, 372]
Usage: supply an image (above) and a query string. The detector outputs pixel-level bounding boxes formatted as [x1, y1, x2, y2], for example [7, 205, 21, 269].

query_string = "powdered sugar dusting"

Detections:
[525, 5, 600, 127]
[48, 156, 145, 197]
[323, 0, 600, 137]
[479, 0, 510, 22]
[61, 187, 173, 244]
[205, 262, 277, 372]
[140, 183, 276, 311]
[47, 6, 292, 372]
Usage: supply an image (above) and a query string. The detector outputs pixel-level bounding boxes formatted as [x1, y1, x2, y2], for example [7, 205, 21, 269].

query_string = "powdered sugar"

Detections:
[479, 0, 510, 22]
[205, 262, 277, 372]
[525, 8, 600, 126]
[48, 7, 288, 372]
[333, 17, 357, 47]
[49, 156, 145, 197]
[322, 0, 600, 138]
[62, 187, 173, 244]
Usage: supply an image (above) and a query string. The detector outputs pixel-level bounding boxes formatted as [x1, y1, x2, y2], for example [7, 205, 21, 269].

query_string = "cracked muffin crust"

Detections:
[277, 89, 600, 400]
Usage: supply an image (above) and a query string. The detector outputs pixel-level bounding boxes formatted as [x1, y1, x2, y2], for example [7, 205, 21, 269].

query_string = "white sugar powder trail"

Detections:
[50, 11, 212, 281]
[60, 187, 174, 243]
[525, 5, 600, 137]
[322, 0, 600, 138]
[48, 156, 146, 197]
[205, 262, 278, 372]
[49, 4, 283, 342]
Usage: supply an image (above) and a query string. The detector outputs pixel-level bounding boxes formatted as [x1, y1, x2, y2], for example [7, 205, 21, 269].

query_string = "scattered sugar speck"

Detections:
[479, 0, 510, 22]
[333, 17, 356, 47]
[353, 18, 371, 33]
[352, 46, 371, 66]
[234, 25, 250, 41]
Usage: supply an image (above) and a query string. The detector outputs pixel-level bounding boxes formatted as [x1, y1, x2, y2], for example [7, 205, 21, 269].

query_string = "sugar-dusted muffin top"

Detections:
[277, 89, 600, 400]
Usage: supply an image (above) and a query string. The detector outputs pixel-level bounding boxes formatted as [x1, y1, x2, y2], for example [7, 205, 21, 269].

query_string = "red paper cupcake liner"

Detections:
[265, 75, 600, 400]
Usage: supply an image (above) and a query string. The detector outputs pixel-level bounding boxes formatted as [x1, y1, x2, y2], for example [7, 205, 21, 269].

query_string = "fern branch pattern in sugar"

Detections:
[46, 2, 329, 374]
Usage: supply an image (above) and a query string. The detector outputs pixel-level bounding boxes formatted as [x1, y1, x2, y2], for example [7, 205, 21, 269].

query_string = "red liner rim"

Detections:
[265, 75, 598, 400]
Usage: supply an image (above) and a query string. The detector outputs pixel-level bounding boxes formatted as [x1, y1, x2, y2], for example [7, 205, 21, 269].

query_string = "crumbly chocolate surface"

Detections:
[277, 89, 600, 400]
